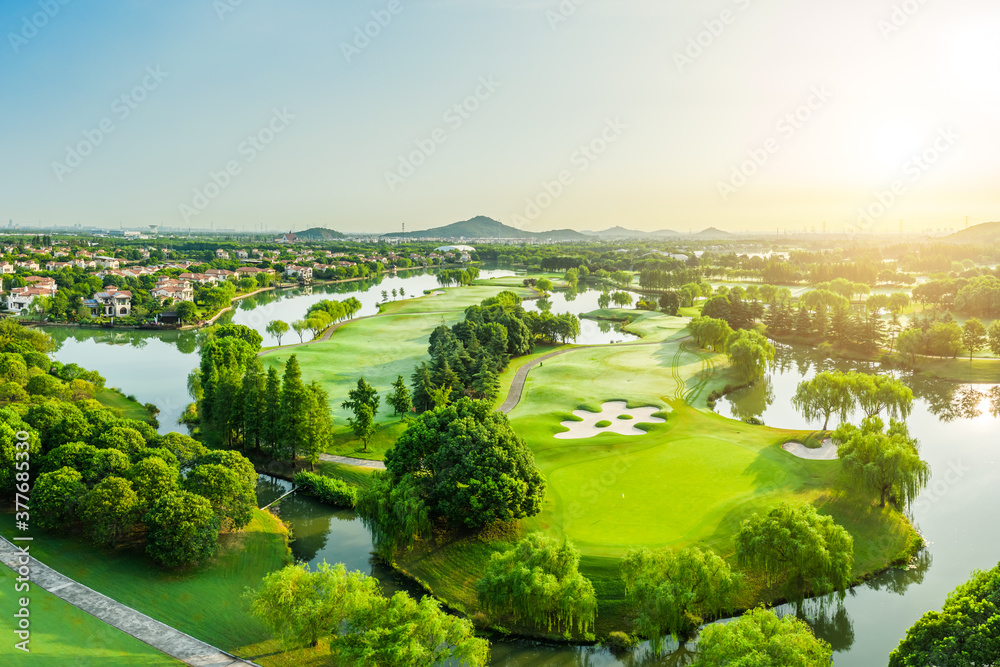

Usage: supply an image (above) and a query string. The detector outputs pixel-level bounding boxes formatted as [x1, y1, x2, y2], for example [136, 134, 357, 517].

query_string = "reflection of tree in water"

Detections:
[622, 642, 696, 667]
[598, 320, 613, 334]
[726, 375, 774, 422]
[276, 494, 334, 565]
[565, 289, 578, 302]
[795, 599, 855, 652]
[864, 548, 932, 596]
[537, 297, 553, 313]
[255, 475, 293, 508]
[909, 377, 1000, 423]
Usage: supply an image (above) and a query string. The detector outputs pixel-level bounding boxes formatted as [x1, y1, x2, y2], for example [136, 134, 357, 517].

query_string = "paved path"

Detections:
[319, 453, 386, 469]
[0, 537, 258, 667]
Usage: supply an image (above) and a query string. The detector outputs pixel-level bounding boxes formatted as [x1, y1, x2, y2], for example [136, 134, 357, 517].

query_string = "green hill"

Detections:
[383, 216, 588, 241]
[945, 221, 1000, 244]
[296, 227, 346, 241]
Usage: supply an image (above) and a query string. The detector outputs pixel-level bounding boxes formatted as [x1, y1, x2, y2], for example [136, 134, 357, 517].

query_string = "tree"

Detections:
[343, 377, 380, 452]
[962, 317, 987, 363]
[689, 317, 733, 351]
[611, 291, 633, 308]
[81, 476, 140, 546]
[126, 456, 179, 513]
[833, 416, 929, 508]
[476, 533, 597, 636]
[597, 291, 611, 309]
[621, 546, 741, 650]
[846, 372, 913, 420]
[385, 398, 545, 530]
[266, 319, 289, 346]
[144, 490, 220, 567]
[303, 382, 334, 469]
[735, 502, 853, 599]
[658, 291, 680, 316]
[34, 467, 86, 532]
[989, 319, 1000, 356]
[726, 329, 776, 383]
[791, 371, 853, 430]
[280, 355, 311, 462]
[356, 472, 432, 562]
[175, 300, 198, 324]
[291, 319, 308, 343]
[536, 277, 553, 293]
[183, 463, 255, 530]
[386, 375, 412, 417]
[247, 562, 489, 665]
[889, 562, 1000, 666]
[897, 328, 924, 364]
[693, 607, 832, 667]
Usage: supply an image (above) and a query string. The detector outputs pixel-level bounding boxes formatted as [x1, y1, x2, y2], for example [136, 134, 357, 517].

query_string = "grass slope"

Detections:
[0, 567, 181, 666]
[0, 510, 290, 654]
[96, 388, 155, 424]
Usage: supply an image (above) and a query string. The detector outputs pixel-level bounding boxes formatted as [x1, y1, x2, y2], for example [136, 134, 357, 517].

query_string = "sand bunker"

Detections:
[555, 401, 666, 439]
[782, 438, 839, 460]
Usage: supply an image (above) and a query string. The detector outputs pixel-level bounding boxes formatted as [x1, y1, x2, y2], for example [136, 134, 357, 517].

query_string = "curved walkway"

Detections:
[319, 453, 386, 469]
[0, 537, 258, 667]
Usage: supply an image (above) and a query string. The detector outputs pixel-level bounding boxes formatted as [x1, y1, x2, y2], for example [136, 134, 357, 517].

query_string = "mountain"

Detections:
[944, 221, 1000, 244]
[584, 226, 679, 239]
[296, 227, 346, 240]
[693, 227, 734, 240]
[383, 216, 588, 241]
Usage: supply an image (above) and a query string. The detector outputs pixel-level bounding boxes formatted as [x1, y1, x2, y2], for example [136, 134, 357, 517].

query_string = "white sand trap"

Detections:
[782, 438, 839, 460]
[555, 401, 666, 439]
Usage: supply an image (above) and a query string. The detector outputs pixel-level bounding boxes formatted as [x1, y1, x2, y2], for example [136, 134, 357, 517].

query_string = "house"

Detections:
[0, 263, 14, 275]
[95, 256, 120, 269]
[215, 249, 230, 260]
[45, 261, 72, 271]
[205, 268, 237, 280]
[25, 276, 57, 291]
[235, 250, 249, 260]
[236, 266, 274, 276]
[72, 259, 97, 269]
[152, 278, 194, 303]
[284, 265, 313, 280]
[276, 233, 299, 244]
[17, 260, 40, 271]
[83, 286, 132, 317]
[179, 272, 218, 285]
[6, 285, 56, 312]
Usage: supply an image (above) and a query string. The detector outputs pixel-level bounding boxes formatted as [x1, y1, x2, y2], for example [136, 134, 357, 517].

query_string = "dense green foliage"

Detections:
[692, 607, 833, 667]
[294, 471, 358, 508]
[384, 398, 545, 530]
[476, 533, 597, 637]
[834, 417, 930, 509]
[735, 502, 854, 599]
[247, 562, 489, 665]
[144, 490, 221, 568]
[889, 562, 1000, 666]
[621, 546, 741, 647]
[792, 370, 913, 429]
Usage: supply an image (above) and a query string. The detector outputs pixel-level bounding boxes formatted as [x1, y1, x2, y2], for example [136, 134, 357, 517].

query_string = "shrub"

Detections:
[605, 631, 638, 654]
[294, 471, 358, 508]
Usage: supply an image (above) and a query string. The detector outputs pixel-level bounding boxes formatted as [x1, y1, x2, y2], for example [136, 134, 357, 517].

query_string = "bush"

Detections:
[294, 471, 358, 508]
[605, 631, 638, 654]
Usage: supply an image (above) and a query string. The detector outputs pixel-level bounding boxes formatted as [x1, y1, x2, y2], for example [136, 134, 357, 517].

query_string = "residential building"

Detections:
[83, 286, 132, 317]
[284, 265, 313, 280]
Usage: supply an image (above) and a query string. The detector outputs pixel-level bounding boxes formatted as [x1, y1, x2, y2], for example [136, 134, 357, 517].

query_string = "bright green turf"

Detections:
[506, 338, 916, 564]
[95, 388, 156, 424]
[0, 567, 181, 666]
[263, 284, 534, 458]
[0, 510, 290, 654]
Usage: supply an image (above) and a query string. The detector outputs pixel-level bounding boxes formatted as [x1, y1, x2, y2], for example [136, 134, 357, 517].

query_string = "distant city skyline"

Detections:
[3, 1, 998, 234]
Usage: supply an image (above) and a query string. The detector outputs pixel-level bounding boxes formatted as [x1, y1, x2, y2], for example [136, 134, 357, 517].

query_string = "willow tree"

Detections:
[845, 372, 913, 420]
[621, 546, 741, 652]
[356, 472, 431, 563]
[693, 607, 832, 667]
[833, 416, 930, 509]
[735, 502, 853, 599]
[476, 533, 597, 637]
[791, 371, 853, 430]
[725, 328, 776, 383]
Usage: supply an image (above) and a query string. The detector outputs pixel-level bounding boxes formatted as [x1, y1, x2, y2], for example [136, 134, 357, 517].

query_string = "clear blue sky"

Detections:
[2, 0, 998, 234]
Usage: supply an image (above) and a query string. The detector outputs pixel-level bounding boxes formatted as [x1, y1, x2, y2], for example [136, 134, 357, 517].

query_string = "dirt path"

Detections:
[0, 537, 258, 667]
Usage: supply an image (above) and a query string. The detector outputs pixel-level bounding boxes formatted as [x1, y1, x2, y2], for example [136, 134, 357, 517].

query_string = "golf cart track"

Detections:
[0, 537, 259, 667]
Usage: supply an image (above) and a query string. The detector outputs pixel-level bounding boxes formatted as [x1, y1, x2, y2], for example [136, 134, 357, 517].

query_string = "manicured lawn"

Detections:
[910, 355, 1000, 382]
[96, 388, 155, 424]
[0, 567, 181, 666]
[0, 510, 291, 654]
[508, 339, 914, 561]
[263, 284, 534, 457]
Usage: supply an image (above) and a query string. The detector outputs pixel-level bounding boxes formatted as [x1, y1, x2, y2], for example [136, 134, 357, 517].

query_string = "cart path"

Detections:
[0, 536, 258, 667]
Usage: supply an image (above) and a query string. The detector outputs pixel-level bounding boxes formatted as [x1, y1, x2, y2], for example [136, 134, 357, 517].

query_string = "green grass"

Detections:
[0, 510, 291, 654]
[401, 331, 918, 636]
[95, 388, 155, 424]
[263, 284, 535, 458]
[908, 356, 1000, 382]
[0, 567, 181, 666]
